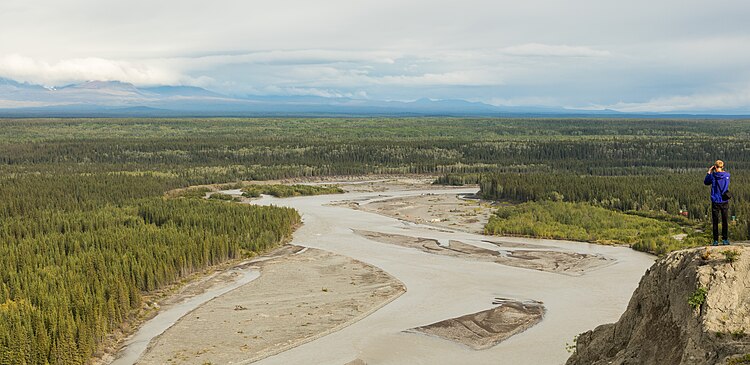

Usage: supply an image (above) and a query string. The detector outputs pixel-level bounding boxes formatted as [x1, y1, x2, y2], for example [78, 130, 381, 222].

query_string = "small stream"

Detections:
[110, 269, 260, 365]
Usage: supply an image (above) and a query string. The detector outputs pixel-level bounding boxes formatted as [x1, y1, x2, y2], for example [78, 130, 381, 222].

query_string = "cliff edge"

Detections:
[567, 245, 750, 365]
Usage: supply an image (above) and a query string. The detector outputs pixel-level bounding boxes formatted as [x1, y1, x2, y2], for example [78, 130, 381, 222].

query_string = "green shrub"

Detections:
[727, 354, 750, 365]
[208, 193, 236, 201]
[565, 335, 578, 354]
[484, 201, 687, 255]
[173, 187, 212, 199]
[722, 249, 741, 263]
[241, 184, 343, 198]
[688, 287, 708, 310]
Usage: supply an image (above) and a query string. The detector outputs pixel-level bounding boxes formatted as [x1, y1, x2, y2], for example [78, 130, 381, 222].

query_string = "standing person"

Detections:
[704, 160, 731, 246]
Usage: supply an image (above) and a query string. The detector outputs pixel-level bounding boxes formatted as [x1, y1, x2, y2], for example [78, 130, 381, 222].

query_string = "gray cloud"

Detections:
[1, 0, 749, 112]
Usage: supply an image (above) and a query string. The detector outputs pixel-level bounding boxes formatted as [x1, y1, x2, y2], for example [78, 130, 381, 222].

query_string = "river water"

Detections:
[113, 186, 654, 365]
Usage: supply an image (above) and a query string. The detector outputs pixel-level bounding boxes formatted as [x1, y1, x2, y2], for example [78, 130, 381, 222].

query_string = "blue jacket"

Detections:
[704, 171, 730, 203]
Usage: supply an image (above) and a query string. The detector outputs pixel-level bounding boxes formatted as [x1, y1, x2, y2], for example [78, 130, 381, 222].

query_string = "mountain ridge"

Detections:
[0, 78, 747, 117]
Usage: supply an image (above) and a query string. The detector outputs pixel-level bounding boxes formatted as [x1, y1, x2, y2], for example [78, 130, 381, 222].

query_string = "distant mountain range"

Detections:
[0, 78, 745, 117]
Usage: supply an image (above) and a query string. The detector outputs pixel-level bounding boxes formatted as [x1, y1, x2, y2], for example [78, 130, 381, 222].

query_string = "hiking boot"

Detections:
[711, 240, 719, 246]
[722, 239, 730, 245]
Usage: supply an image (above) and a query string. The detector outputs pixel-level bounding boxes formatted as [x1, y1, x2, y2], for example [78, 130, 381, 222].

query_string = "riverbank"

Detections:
[246, 180, 655, 364]
[103, 245, 299, 365]
[338, 192, 496, 234]
[136, 247, 405, 365]
[111, 177, 655, 364]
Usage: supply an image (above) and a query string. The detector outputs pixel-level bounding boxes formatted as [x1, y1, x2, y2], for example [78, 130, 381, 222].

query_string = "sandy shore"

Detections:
[344, 192, 497, 234]
[135, 247, 405, 365]
[243, 182, 654, 364]
[116, 178, 654, 365]
[164, 176, 445, 198]
[101, 253, 277, 365]
[353, 229, 612, 276]
[407, 299, 545, 350]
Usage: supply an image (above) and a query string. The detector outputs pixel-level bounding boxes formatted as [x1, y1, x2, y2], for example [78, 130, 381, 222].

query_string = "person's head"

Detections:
[715, 160, 725, 171]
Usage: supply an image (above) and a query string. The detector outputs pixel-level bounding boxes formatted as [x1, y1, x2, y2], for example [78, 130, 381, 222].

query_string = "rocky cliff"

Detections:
[567, 246, 750, 365]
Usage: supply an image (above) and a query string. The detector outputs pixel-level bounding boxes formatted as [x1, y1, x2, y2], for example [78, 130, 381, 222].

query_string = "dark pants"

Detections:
[711, 202, 729, 241]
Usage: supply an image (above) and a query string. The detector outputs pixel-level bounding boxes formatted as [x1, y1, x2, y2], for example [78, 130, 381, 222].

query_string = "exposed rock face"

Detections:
[567, 246, 750, 365]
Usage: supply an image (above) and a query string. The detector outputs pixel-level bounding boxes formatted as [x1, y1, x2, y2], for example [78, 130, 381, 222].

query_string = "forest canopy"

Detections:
[2, 117, 749, 363]
[241, 184, 343, 198]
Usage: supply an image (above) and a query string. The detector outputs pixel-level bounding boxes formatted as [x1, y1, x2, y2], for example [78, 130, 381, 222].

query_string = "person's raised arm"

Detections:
[704, 166, 714, 185]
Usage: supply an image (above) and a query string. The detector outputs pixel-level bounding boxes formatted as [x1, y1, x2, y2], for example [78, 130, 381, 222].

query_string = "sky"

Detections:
[1, 0, 749, 112]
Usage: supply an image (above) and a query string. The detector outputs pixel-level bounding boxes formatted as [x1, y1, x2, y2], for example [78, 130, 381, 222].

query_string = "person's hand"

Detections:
[708, 165, 715, 173]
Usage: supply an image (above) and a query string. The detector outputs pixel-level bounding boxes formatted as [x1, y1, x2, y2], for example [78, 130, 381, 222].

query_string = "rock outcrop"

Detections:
[567, 246, 750, 365]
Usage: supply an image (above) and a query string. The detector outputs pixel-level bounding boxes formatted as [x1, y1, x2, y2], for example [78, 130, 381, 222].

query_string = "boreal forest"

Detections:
[1, 117, 749, 363]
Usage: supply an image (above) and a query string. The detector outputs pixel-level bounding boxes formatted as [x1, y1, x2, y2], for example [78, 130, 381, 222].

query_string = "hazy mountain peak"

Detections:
[141, 85, 225, 98]
[61, 80, 139, 91]
[0, 77, 20, 86]
[2, 77, 742, 117]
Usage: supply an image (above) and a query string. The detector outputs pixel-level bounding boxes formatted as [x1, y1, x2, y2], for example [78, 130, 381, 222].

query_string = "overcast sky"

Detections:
[1, 0, 749, 112]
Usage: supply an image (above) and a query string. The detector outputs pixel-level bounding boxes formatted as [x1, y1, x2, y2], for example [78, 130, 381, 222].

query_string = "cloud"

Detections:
[375, 70, 503, 86]
[261, 86, 368, 99]
[500, 44, 611, 58]
[167, 50, 399, 70]
[0, 54, 184, 86]
[1, 0, 750, 112]
[582, 88, 750, 113]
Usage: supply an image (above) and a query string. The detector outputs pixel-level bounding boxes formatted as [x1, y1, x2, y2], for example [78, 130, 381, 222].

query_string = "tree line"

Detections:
[3, 119, 750, 182]
[474, 172, 750, 251]
[484, 200, 702, 255]
[241, 184, 343, 198]
[0, 175, 299, 364]
[2, 117, 750, 363]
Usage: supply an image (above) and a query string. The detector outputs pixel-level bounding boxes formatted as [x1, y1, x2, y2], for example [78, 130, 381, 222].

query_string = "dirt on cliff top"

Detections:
[567, 245, 750, 365]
